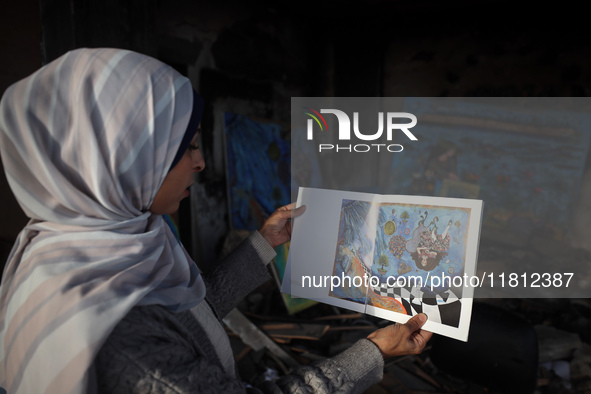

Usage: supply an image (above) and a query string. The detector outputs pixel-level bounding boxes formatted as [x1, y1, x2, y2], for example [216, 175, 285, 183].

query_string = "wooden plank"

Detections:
[327, 325, 376, 332]
[272, 337, 292, 344]
[222, 309, 300, 372]
[261, 323, 330, 340]
[313, 313, 363, 321]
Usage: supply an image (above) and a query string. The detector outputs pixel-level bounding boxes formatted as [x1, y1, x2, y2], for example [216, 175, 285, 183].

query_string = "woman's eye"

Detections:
[188, 144, 199, 151]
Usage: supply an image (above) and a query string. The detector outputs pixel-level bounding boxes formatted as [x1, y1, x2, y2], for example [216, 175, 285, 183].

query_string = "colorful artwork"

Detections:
[330, 199, 471, 327]
[330, 200, 377, 304]
[224, 113, 315, 314]
[270, 243, 317, 314]
[284, 187, 483, 341]
[224, 112, 290, 230]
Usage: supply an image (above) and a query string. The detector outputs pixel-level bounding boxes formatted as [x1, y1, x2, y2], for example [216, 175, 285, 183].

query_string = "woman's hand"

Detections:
[366, 313, 432, 359]
[259, 203, 306, 248]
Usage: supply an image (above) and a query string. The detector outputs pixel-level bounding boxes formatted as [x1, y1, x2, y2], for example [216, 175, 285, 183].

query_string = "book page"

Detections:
[365, 194, 483, 341]
[283, 187, 483, 341]
[283, 187, 378, 313]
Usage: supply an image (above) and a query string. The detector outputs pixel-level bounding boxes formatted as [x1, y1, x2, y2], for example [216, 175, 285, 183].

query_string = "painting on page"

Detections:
[367, 203, 472, 330]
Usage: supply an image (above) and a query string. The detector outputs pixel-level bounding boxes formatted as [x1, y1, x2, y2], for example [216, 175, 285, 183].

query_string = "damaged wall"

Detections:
[0, 0, 42, 263]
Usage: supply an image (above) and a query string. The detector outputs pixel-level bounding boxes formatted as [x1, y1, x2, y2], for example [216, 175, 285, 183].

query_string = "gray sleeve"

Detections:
[95, 306, 249, 394]
[97, 319, 383, 394]
[96, 306, 384, 394]
[205, 231, 276, 319]
[258, 339, 384, 394]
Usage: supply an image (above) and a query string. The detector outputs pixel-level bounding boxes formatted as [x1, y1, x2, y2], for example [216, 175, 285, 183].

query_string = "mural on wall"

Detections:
[224, 112, 315, 313]
[390, 99, 591, 242]
[224, 112, 291, 230]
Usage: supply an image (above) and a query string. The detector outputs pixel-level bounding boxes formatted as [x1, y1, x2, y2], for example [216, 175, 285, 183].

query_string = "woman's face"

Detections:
[149, 131, 205, 215]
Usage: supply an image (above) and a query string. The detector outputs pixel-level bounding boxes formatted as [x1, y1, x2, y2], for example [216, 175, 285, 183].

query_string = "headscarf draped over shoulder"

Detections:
[0, 48, 205, 393]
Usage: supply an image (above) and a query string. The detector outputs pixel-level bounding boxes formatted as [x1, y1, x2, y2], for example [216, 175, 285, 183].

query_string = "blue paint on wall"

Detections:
[225, 112, 290, 230]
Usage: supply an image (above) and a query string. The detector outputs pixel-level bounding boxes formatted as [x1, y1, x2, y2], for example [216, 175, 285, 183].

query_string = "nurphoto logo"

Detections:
[303, 108, 418, 153]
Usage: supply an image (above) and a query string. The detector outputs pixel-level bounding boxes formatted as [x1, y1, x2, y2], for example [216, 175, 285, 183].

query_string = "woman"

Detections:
[0, 48, 431, 393]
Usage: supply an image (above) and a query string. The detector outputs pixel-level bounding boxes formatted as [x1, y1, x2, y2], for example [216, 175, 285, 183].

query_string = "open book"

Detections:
[282, 187, 484, 341]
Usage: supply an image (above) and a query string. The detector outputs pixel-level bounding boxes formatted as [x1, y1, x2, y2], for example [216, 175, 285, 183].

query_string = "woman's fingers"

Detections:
[367, 313, 432, 358]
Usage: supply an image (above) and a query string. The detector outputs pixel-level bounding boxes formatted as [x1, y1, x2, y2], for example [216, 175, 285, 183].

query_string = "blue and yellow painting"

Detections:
[371, 203, 470, 291]
[224, 112, 315, 314]
[330, 199, 471, 317]
[330, 200, 376, 303]
[224, 112, 290, 230]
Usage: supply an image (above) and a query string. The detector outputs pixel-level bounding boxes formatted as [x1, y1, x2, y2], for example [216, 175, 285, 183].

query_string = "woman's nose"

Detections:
[193, 149, 205, 172]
